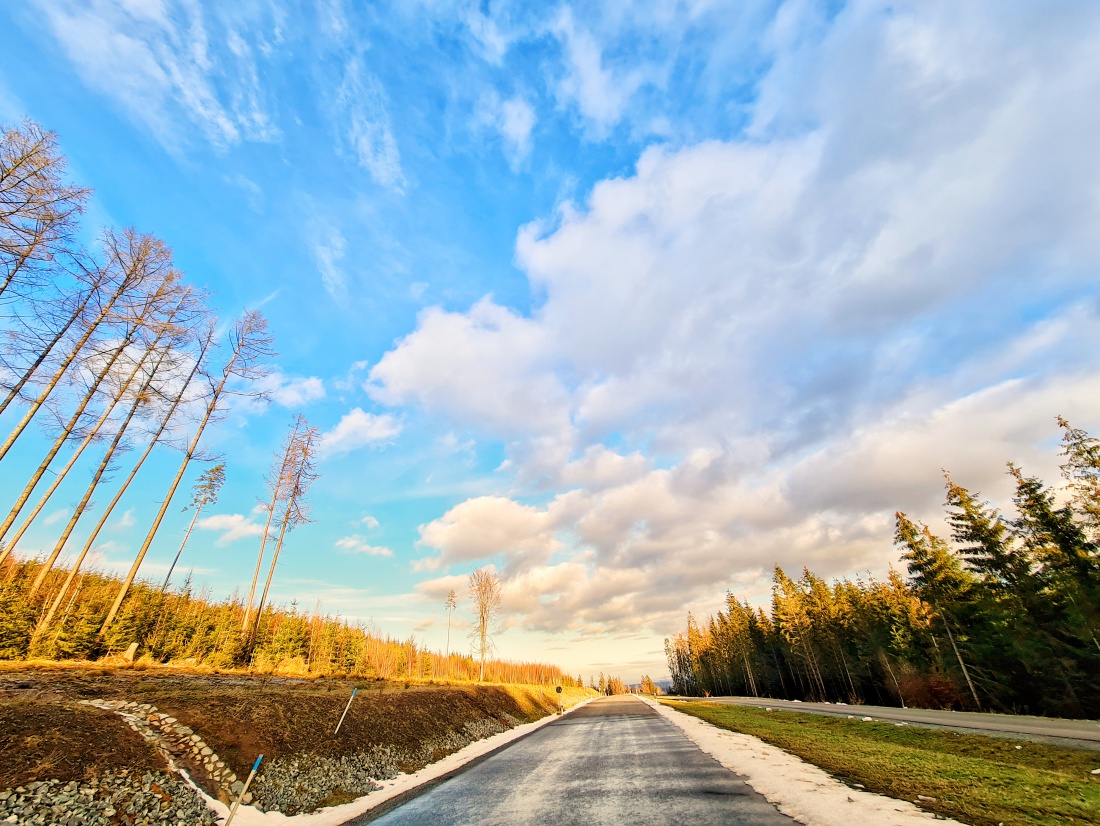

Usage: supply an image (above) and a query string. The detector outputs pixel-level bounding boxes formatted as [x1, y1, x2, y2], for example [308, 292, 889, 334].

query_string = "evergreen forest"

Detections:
[665, 420, 1100, 718]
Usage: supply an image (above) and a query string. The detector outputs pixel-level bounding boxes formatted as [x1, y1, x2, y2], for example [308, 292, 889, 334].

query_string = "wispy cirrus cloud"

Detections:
[334, 56, 404, 191]
[33, 0, 280, 151]
[307, 221, 348, 301]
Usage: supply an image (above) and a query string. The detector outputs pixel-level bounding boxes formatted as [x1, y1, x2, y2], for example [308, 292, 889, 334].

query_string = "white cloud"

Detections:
[416, 495, 570, 572]
[335, 535, 393, 557]
[380, 1, 1100, 636]
[43, 509, 70, 526]
[320, 408, 402, 457]
[360, 515, 380, 529]
[369, 298, 572, 440]
[34, 0, 279, 150]
[335, 57, 404, 190]
[308, 223, 348, 301]
[114, 508, 136, 530]
[476, 92, 536, 166]
[197, 513, 265, 545]
[271, 375, 325, 408]
[551, 7, 646, 134]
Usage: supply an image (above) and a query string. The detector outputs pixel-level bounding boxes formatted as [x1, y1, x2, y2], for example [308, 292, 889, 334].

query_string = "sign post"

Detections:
[556, 685, 563, 715]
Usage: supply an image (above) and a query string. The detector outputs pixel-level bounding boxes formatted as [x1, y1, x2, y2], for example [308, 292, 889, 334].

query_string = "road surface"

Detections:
[355, 696, 795, 825]
[686, 696, 1100, 750]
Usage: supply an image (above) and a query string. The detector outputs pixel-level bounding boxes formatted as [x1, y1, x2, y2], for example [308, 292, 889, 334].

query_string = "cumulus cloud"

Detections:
[381, 1, 1100, 637]
[416, 495, 573, 572]
[320, 408, 402, 457]
[197, 513, 265, 545]
[335, 535, 393, 557]
[254, 372, 326, 408]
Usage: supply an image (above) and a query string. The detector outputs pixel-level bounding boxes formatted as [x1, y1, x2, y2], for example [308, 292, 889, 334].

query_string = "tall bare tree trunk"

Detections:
[34, 328, 211, 633]
[0, 243, 142, 463]
[247, 498, 294, 654]
[97, 311, 273, 642]
[242, 419, 301, 633]
[0, 333, 137, 553]
[160, 506, 202, 595]
[28, 341, 177, 596]
[246, 419, 318, 655]
[942, 618, 981, 711]
[0, 273, 102, 418]
[7, 313, 177, 564]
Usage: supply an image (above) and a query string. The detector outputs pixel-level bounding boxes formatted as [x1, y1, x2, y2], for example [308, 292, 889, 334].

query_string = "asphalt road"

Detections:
[359, 696, 795, 825]
[689, 696, 1100, 750]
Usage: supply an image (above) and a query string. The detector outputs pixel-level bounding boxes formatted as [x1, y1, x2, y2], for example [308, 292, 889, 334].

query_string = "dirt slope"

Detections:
[0, 663, 580, 799]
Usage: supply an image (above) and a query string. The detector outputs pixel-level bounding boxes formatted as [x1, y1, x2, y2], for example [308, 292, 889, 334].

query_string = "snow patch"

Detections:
[647, 700, 968, 826]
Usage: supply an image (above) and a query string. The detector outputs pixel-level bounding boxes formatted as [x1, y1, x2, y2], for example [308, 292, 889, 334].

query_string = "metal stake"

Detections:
[225, 754, 262, 826]
[334, 687, 358, 735]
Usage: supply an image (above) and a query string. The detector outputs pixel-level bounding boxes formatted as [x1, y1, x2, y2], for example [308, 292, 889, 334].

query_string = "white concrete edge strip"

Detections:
[644, 699, 969, 826]
[189, 700, 591, 826]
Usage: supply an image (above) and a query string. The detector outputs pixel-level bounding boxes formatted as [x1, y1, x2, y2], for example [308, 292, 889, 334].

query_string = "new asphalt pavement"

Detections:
[358, 695, 795, 825]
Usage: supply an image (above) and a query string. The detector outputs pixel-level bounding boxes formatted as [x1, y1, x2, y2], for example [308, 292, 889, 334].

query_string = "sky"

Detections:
[1, 0, 1099, 683]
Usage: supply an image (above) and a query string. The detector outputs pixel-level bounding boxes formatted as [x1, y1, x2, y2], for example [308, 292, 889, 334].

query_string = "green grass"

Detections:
[665, 701, 1100, 826]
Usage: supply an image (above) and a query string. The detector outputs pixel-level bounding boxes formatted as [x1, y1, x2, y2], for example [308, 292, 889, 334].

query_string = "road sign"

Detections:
[556, 686, 562, 693]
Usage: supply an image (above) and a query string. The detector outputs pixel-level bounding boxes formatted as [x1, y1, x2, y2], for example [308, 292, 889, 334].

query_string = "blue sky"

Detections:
[2, 0, 1099, 681]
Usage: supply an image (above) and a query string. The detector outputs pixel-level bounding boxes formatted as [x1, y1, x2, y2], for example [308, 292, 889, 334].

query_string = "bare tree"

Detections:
[0, 265, 106, 418]
[0, 228, 175, 466]
[468, 567, 503, 681]
[34, 322, 216, 633]
[161, 461, 226, 593]
[5, 283, 200, 574]
[0, 119, 89, 300]
[246, 416, 320, 655]
[98, 310, 274, 641]
[0, 242, 184, 551]
[242, 417, 302, 633]
[445, 588, 457, 658]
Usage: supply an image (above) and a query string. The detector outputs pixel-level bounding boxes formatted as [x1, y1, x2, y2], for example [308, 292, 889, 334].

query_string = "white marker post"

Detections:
[334, 687, 358, 735]
[224, 754, 263, 826]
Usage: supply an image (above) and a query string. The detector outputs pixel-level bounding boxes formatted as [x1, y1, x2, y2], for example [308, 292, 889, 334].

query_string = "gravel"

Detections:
[252, 718, 512, 816]
[0, 772, 217, 825]
[13, 697, 522, 821]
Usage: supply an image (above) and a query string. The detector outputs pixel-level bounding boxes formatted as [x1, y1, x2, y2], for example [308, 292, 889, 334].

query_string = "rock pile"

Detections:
[31, 698, 528, 819]
[79, 699, 242, 803]
[0, 772, 217, 825]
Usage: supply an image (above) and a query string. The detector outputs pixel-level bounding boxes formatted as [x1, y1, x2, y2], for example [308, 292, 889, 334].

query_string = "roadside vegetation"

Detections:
[0, 559, 576, 684]
[669, 701, 1100, 826]
[666, 422, 1100, 718]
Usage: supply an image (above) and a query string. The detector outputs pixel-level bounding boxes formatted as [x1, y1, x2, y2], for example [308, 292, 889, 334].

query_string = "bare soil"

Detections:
[0, 663, 565, 797]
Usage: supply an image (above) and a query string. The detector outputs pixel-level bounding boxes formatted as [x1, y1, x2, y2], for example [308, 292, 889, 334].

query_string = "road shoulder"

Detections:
[647, 698, 967, 826]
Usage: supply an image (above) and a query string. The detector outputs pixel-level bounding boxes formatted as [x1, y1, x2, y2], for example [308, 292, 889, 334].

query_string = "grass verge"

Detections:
[666, 701, 1100, 826]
